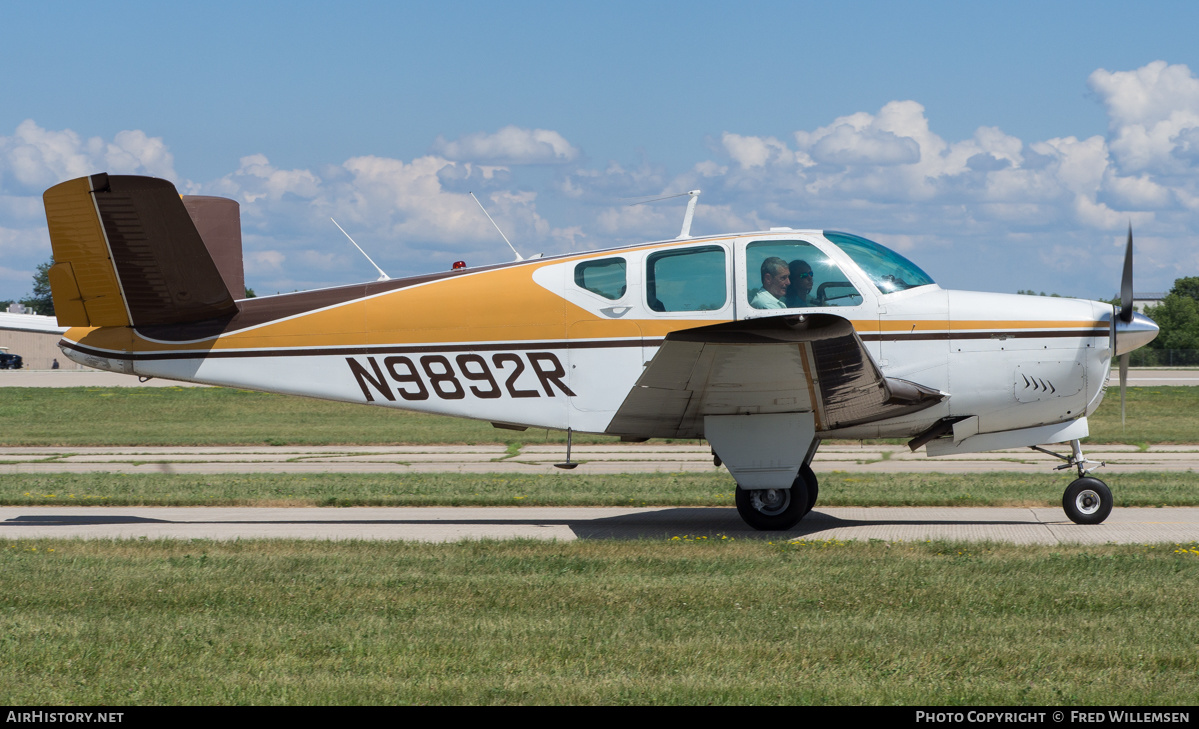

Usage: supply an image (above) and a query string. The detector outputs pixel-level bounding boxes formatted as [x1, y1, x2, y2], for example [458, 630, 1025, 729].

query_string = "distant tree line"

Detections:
[7, 257, 257, 316]
[1143, 276, 1199, 352]
[1017, 279, 1199, 353]
[2, 259, 55, 315]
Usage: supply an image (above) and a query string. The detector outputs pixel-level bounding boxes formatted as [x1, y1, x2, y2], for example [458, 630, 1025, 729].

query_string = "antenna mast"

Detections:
[470, 192, 523, 262]
[627, 189, 701, 238]
[330, 218, 390, 281]
[678, 190, 700, 238]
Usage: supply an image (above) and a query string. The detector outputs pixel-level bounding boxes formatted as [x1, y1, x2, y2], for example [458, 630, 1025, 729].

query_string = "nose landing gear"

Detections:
[1030, 439, 1112, 525]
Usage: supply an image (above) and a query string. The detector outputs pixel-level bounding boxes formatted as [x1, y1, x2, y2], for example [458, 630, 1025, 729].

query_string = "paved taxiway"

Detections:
[4, 505, 1198, 544]
[4, 368, 1197, 544]
[4, 443, 1199, 475]
[5, 445, 1199, 543]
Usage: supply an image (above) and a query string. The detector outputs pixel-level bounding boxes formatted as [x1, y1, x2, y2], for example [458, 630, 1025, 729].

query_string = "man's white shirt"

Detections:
[750, 289, 786, 309]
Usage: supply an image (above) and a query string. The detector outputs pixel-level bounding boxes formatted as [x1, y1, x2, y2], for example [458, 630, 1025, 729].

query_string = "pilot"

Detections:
[750, 257, 790, 309]
[785, 259, 817, 307]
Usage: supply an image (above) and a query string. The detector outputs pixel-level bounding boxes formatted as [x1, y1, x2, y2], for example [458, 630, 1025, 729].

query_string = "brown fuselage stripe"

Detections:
[60, 338, 660, 362]
[858, 329, 1109, 342]
[62, 328, 1108, 363]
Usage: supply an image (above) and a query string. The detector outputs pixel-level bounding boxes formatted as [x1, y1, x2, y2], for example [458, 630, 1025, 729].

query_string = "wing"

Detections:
[606, 313, 945, 439]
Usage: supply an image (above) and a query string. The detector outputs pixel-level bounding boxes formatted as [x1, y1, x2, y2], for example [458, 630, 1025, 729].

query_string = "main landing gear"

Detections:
[1030, 439, 1113, 525]
[734, 463, 820, 531]
[706, 413, 820, 531]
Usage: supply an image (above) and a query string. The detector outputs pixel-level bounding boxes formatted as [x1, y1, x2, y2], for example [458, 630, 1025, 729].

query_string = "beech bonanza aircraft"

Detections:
[42, 174, 1160, 530]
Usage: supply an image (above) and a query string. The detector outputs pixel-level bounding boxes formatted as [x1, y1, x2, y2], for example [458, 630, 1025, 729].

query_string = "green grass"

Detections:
[5, 471, 1199, 507]
[1088, 385, 1199, 444]
[3, 539, 1197, 705]
[0, 386, 649, 446]
[2, 384, 1196, 446]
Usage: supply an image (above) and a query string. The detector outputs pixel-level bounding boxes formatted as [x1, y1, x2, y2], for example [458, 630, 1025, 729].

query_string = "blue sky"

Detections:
[3, 0, 1199, 302]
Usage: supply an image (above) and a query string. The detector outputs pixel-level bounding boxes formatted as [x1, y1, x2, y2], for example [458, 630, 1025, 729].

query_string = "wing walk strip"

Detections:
[60, 325, 1108, 362]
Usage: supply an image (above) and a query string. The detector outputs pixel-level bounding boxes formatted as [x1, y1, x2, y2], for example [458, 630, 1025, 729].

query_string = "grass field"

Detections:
[2, 384, 1197, 446]
[6, 471, 1199, 507]
[3, 539, 1198, 705]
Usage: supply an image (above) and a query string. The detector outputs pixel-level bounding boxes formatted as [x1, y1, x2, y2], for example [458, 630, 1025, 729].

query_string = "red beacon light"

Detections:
[452, 260, 467, 270]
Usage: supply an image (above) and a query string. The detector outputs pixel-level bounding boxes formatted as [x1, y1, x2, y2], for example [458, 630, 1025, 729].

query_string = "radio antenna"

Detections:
[470, 192, 523, 262]
[628, 189, 701, 239]
[330, 218, 390, 281]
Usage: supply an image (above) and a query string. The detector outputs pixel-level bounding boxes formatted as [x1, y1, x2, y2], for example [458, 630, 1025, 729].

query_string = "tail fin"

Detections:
[183, 195, 245, 300]
[42, 173, 238, 328]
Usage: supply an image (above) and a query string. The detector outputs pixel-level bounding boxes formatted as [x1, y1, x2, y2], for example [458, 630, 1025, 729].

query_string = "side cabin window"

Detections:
[574, 257, 627, 300]
[646, 245, 727, 312]
[745, 240, 863, 309]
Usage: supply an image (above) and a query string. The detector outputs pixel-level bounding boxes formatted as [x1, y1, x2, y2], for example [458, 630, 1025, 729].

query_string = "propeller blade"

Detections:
[1120, 352, 1129, 430]
[1119, 225, 1134, 324]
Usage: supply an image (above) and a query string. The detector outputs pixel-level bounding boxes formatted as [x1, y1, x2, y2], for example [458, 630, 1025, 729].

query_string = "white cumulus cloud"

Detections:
[1089, 61, 1199, 173]
[210, 154, 321, 204]
[433, 126, 579, 164]
[0, 120, 176, 192]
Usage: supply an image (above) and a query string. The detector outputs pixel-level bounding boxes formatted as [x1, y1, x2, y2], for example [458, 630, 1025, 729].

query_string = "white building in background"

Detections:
[0, 310, 77, 370]
[1133, 293, 1166, 312]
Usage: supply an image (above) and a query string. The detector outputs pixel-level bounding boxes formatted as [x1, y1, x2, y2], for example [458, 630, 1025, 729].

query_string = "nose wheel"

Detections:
[1063, 477, 1113, 525]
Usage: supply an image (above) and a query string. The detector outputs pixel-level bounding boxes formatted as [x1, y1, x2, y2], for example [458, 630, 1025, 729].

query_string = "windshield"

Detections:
[823, 231, 935, 294]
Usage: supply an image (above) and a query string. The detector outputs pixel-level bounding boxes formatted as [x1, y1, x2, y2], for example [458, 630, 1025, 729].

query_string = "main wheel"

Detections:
[735, 477, 810, 531]
[799, 463, 819, 515]
[1062, 477, 1113, 525]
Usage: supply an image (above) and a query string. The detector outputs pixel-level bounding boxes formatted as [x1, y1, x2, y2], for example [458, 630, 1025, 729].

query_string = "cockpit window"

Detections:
[574, 257, 626, 300]
[823, 231, 935, 294]
[745, 240, 863, 309]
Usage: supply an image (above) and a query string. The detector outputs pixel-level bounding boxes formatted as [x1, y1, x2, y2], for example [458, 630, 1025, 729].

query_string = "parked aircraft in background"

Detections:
[42, 174, 1158, 529]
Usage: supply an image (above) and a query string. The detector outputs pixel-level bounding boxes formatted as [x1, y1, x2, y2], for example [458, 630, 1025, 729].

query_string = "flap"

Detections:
[606, 313, 946, 438]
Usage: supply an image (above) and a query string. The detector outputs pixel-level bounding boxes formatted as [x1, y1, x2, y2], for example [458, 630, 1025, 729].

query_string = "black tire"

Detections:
[735, 476, 810, 531]
[1062, 477, 1113, 525]
[799, 463, 819, 515]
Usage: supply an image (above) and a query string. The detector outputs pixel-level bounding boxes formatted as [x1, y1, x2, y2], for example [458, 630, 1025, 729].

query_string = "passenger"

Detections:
[750, 257, 789, 309]
[786, 260, 817, 307]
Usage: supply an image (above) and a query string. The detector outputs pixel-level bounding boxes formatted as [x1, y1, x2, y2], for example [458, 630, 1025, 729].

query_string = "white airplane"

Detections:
[42, 173, 1159, 530]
